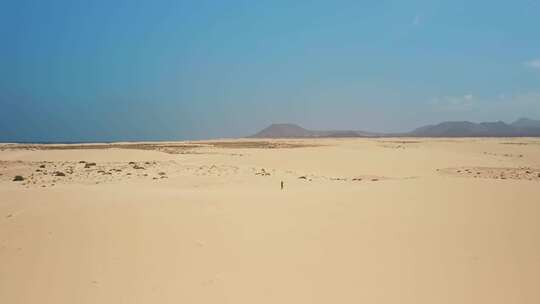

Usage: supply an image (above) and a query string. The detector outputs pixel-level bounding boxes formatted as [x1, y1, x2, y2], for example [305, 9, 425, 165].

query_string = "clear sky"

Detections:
[1, 0, 540, 141]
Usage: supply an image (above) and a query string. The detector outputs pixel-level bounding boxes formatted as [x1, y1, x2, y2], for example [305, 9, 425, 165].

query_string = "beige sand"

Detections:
[1, 138, 539, 303]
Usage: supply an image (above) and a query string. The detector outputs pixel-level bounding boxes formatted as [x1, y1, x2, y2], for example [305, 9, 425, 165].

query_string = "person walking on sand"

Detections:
[281, 180, 284, 190]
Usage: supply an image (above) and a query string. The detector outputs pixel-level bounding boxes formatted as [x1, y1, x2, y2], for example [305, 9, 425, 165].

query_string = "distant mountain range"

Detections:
[250, 118, 540, 138]
[410, 118, 540, 137]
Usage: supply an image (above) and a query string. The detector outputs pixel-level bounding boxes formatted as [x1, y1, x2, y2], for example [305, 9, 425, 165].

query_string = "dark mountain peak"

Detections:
[480, 120, 506, 125]
[250, 124, 376, 138]
[251, 123, 313, 138]
[266, 123, 306, 130]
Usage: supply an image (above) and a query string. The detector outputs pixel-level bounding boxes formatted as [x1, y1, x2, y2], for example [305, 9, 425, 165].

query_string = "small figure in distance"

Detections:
[281, 180, 284, 190]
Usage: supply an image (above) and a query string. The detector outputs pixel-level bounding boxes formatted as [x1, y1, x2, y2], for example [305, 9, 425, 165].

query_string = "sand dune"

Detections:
[1, 138, 540, 303]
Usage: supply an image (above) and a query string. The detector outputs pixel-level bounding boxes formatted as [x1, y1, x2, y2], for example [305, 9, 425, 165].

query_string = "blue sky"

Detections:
[1, 0, 539, 141]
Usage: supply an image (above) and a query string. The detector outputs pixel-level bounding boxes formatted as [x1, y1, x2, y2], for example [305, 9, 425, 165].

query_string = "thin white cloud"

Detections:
[429, 91, 540, 119]
[429, 94, 474, 112]
[480, 91, 540, 120]
[413, 14, 421, 26]
[525, 59, 540, 69]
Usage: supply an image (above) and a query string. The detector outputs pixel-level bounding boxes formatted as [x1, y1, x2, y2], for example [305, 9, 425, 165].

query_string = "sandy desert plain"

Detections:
[0, 137, 539, 303]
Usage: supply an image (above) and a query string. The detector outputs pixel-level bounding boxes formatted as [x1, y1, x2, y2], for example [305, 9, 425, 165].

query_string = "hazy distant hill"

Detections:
[410, 118, 540, 137]
[252, 118, 540, 138]
[511, 118, 540, 129]
[250, 123, 377, 138]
